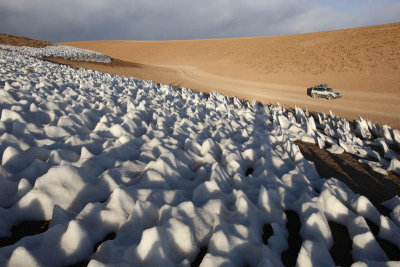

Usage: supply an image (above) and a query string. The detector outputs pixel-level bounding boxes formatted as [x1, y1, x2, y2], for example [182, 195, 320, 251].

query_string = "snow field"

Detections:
[0, 49, 399, 266]
[274, 105, 400, 176]
[0, 44, 112, 63]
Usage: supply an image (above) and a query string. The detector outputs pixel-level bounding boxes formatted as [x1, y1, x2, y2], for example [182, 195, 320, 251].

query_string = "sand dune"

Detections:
[63, 23, 400, 128]
[0, 33, 53, 48]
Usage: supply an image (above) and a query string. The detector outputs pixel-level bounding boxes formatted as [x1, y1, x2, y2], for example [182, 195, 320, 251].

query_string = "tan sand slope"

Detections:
[63, 23, 400, 128]
[0, 33, 53, 48]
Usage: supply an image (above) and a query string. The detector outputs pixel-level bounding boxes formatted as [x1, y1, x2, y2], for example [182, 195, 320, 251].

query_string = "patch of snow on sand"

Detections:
[276, 106, 400, 176]
[0, 44, 111, 63]
[0, 49, 399, 266]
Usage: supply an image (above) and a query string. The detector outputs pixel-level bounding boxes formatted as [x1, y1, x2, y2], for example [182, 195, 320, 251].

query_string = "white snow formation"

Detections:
[0, 49, 399, 266]
[0, 44, 112, 63]
[275, 106, 400, 176]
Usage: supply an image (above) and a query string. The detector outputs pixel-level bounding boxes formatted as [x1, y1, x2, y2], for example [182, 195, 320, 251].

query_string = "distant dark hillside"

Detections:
[0, 33, 53, 48]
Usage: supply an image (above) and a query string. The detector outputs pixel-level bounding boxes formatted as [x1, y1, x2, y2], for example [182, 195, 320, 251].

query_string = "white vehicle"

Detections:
[307, 84, 342, 100]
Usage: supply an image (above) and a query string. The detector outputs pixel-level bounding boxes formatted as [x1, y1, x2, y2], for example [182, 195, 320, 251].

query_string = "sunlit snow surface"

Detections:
[0, 45, 112, 63]
[0, 50, 399, 266]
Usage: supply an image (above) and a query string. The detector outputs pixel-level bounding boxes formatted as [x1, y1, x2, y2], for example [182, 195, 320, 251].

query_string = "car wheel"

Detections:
[327, 95, 333, 100]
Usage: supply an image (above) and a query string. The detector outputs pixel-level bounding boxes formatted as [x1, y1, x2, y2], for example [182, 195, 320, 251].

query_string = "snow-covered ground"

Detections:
[0, 44, 112, 63]
[0, 49, 399, 266]
[272, 105, 400, 177]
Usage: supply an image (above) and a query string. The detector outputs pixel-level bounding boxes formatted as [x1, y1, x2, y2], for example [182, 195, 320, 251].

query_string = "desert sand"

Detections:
[0, 33, 53, 48]
[63, 23, 400, 128]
